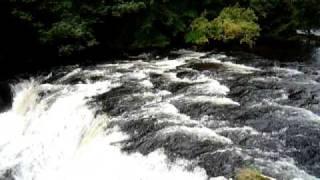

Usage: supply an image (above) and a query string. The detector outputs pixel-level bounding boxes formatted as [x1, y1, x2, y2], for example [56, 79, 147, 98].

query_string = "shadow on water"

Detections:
[210, 38, 320, 66]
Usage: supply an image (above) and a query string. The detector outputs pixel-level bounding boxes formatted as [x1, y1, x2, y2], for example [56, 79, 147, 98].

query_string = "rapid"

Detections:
[0, 49, 319, 180]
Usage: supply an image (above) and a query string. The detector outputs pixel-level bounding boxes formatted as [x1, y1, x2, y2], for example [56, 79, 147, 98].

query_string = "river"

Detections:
[0, 49, 319, 180]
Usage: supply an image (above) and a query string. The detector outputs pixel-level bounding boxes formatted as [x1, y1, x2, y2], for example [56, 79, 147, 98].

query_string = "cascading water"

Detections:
[0, 50, 319, 180]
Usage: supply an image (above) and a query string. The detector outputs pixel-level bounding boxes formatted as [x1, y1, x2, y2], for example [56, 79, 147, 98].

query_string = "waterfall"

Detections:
[0, 50, 319, 180]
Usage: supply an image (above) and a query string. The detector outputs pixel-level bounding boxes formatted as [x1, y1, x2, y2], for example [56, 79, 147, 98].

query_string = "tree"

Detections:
[293, 0, 320, 35]
[9, 0, 146, 55]
[186, 6, 261, 47]
[7, 0, 320, 57]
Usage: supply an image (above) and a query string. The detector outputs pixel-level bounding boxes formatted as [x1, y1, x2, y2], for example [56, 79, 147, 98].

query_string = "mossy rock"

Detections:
[236, 168, 270, 180]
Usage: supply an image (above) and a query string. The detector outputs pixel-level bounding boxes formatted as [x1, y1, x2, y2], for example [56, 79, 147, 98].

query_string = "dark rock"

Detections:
[122, 123, 227, 160]
[198, 150, 252, 178]
[91, 83, 153, 116]
[190, 63, 225, 72]
[240, 135, 285, 154]
[172, 99, 240, 120]
[0, 169, 15, 180]
[280, 125, 320, 177]
[176, 70, 199, 79]
[288, 89, 305, 100]
[0, 82, 13, 113]
[149, 73, 193, 93]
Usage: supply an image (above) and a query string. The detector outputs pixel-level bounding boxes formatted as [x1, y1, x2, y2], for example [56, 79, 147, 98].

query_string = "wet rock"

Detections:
[216, 127, 256, 145]
[199, 150, 252, 178]
[168, 82, 193, 93]
[176, 70, 199, 79]
[62, 76, 87, 84]
[92, 83, 153, 116]
[42, 66, 82, 84]
[0, 82, 13, 113]
[161, 133, 227, 160]
[190, 63, 225, 72]
[281, 125, 320, 177]
[172, 100, 240, 120]
[229, 75, 282, 91]
[149, 73, 169, 90]
[0, 169, 15, 180]
[241, 135, 285, 155]
[118, 118, 168, 141]
[150, 73, 193, 93]
[236, 106, 301, 133]
[229, 86, 284, 106]
[288, 89, 306, 100]
[123, 129, 227, 160]
[115, 113, 227, 160]
[284, 87, 320, 114]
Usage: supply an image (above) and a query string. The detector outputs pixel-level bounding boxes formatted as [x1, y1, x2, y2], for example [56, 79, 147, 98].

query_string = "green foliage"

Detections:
[212, 6, 260, 46]
[293, 0, 320, 33]
[7, 0, 320, 56]
[10, 0, 95, 55]
[107, 1, 146, 16]
[186, 6, 260, 47]
[185, 17, 212, 45]
[256, 0, 295, 36]
[10, 0, 147, 55]
[39, 16, 97, 55]
[131, 0, 200, 49]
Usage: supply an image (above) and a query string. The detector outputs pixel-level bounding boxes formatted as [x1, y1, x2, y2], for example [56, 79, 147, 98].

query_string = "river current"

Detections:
[0, 49, 319, 180]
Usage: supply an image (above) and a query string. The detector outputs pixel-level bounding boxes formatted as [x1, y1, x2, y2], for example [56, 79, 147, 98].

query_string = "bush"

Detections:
[186, 6, 261, 47]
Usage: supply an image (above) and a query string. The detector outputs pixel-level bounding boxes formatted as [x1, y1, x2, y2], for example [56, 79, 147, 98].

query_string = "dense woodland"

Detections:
[0, 0, 319, 78]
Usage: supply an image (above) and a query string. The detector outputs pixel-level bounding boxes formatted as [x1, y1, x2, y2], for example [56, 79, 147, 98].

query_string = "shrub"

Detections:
[186, 6, 261, 47]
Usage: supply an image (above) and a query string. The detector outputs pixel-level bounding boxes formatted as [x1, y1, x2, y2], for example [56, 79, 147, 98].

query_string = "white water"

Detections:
[0, 50, 319, 180]
[297, 29, 320, 36]
[0, 79, 211, 180]
[0, 51, 221, 180]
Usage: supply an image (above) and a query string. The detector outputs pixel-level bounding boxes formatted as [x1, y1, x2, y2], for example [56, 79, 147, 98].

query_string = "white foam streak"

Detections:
[215, 126, 259, 135]
[57, 68, 82, 83]
[272, 67, 303, 76]
[278, 104, 320, 122]
[202, 58, 260, 74]
[185, 81, 230, 96]
[159, 126, 233, 144]
[180, 96, 239, 106]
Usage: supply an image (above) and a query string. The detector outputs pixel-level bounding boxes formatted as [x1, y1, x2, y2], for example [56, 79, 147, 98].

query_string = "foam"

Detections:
[201, 58, 260, 74]
[158, 126, 233, 144]
[272, 67, 303, 76]
[179, 95, 240, 106]
[185, 81, 230, 96]
[255, 158, 319, 180]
